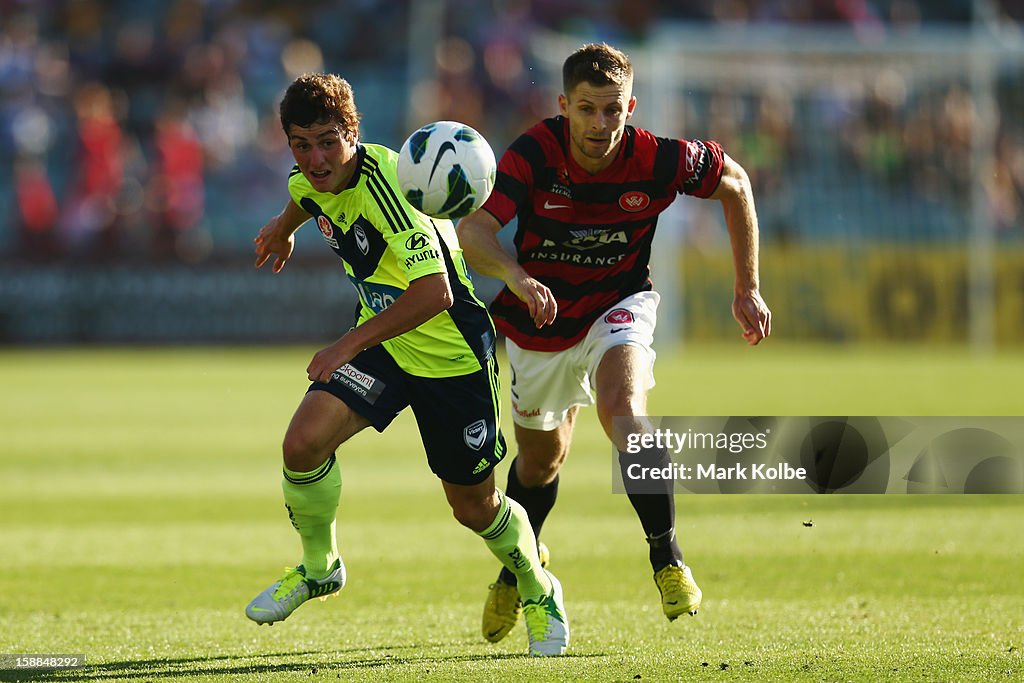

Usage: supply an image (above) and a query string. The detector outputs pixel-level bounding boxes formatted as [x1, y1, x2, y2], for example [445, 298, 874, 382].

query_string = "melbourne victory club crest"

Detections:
[353, 224, 370, 255]
[317, 215, 339, 248]
[464, 419, 487, 451]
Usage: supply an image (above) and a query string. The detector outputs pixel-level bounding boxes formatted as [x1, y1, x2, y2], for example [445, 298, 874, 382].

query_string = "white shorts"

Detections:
[506, 291, 660, 431]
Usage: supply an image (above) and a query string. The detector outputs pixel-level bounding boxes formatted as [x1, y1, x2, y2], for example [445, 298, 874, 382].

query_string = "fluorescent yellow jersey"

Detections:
[288, 143, 494, 378]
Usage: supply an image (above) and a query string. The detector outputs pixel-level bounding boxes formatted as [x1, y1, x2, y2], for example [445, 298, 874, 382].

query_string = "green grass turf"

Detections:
[0, 342, 1022, 682]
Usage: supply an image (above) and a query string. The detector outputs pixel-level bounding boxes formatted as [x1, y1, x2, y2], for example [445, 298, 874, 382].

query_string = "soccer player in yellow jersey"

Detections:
[245, 73, 568, 657]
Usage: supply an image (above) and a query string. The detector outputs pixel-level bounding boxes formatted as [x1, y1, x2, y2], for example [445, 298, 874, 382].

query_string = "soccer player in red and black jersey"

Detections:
[458, 43, 771, 642]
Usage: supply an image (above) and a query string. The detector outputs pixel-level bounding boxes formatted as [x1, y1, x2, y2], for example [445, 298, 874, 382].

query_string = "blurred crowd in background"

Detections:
[2, 0, 1024, 264]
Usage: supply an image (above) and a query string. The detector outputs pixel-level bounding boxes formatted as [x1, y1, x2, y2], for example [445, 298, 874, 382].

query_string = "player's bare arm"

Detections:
[305, 272, 454, 383]
[457, 209, 557, 328]
[254, 199, 313, 273]
[709, 154, 772, 345]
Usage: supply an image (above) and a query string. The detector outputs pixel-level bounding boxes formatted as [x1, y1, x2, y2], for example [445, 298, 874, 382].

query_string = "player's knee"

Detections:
[281, 428, 326, 472]
[598, 393, 641, 422]
[596, 399, 646, 448]
[449, 497, 492, 532]
[597, 391, 642, 425]
[516, 449, 564, 487]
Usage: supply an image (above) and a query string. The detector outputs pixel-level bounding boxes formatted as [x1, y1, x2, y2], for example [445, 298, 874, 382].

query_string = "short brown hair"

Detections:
[279, 73, 360, 140]
[562, 43, 633, 95]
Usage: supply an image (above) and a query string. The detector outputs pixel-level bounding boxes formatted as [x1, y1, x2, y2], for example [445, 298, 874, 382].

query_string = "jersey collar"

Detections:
[342, 144, 366, 191]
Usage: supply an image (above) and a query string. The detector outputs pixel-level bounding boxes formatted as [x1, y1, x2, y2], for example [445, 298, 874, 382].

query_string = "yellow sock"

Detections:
[282, 455, 341, 579]
[479, 489, 551, 602]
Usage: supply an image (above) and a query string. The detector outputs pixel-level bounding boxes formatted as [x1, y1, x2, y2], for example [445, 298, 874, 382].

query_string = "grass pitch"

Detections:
[0, 342, 1022, 682]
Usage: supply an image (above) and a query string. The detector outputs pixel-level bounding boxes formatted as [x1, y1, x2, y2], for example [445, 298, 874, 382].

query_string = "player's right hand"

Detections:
[254, 220, 294, 273]
[508, 275, 557, 328]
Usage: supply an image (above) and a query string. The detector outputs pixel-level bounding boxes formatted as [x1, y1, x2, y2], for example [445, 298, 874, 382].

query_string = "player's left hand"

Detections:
[733, 289, 771, 345]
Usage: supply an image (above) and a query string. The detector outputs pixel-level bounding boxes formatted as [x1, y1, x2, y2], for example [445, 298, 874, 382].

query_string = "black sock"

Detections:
[618, 449, 684, 572]
[498, 457, 559, 585]
[644, 528, 683, 573]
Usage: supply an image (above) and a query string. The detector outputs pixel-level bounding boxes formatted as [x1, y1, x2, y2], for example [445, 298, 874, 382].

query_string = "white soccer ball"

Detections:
[396, 120, 496, 219]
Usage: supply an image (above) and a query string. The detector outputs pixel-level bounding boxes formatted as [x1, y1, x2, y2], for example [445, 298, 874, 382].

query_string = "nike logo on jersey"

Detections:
[429, 141, 457, 183]
[610, 327, 628, 333]
[543, 200, 571, 210]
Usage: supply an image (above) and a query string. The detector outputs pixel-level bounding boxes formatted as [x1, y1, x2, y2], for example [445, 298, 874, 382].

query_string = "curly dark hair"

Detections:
[562, 43, 633, 95]
[279, 73, 360, 140]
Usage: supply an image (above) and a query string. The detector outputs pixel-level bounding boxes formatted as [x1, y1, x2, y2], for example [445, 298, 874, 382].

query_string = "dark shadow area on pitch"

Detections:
[329, 651, 605, 671]
[1, 648, 605, 681]
[0, 646, 408, 682]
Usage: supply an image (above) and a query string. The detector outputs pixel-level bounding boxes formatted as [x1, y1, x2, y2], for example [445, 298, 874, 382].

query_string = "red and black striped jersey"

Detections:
[481, 115, 725, 351]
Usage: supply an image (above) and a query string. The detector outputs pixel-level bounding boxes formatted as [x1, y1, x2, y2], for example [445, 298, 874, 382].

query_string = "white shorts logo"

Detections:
[604, 308, 635, 325]
[505, 291, 660, 431]
[464, 419, 487, 451]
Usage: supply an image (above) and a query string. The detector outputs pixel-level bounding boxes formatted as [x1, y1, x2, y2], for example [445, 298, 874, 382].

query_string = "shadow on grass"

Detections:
[0, 647, 605, 681]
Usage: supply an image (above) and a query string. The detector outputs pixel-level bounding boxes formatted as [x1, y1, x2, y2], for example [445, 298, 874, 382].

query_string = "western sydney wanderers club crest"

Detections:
[604, 309, 634, 325]
[618, 191, 650, 212]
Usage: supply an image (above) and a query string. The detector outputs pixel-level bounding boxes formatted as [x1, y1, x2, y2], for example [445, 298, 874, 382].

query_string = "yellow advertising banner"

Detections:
[679, 246, 1024, 343]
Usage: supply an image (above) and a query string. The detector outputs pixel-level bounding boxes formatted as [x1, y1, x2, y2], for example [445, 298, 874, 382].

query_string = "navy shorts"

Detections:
[309, 343, 507, 485]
